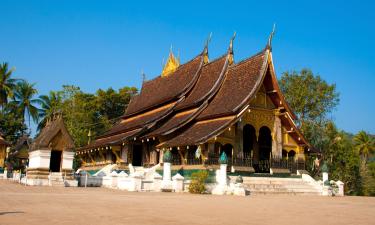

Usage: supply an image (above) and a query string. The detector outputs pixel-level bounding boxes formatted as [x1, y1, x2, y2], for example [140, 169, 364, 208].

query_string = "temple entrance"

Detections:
[282, 149, 288, 159]
[288, 150, 296, 159]
[243, 124, 256, 157]
[132, 144, 143, 166]
[49, 150, 62, 172]
[257, 126, 272, 173]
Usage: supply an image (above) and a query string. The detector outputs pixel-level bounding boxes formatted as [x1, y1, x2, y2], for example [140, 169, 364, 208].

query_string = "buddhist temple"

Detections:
[77, 32, 313, 174]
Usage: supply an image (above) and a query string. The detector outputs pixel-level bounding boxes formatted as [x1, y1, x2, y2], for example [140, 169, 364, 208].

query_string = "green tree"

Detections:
[279, 69, 340, 171]
[59, 85, 108, 147]
[323, 123, 362, 195]
[0, 103, 27, 143]
[38, 91, 62, 130]
[12, 80, 40, 129]
[279, 69, 339, 126]
[0, 63, 18, 109]
[353, 131, 375, 166]
[96, 86, 137, 120]
[364, 162, 375, 196]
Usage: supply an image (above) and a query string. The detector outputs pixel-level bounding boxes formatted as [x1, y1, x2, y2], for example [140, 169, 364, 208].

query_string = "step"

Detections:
[250, 191, 321, 196]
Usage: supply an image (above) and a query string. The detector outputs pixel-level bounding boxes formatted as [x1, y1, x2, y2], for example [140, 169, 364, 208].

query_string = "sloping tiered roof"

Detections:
[79, 35, 310, 152]
[124, 55, 203, 117]
[30, 115, 75, 151]
[158, 50, 269, 147]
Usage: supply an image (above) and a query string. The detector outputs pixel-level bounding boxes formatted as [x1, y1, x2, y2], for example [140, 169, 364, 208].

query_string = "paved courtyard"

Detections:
[0, 180, 374, 225]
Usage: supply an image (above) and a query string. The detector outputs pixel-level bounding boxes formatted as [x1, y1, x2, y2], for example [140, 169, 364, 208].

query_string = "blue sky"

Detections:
[1, 0, 374, 134]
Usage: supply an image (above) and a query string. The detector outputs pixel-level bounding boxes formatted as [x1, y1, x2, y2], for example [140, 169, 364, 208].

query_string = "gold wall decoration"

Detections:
[242, 108, 275, 140]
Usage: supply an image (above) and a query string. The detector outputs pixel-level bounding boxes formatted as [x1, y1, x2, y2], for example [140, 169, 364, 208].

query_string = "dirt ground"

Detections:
[0, 180, 374, 225]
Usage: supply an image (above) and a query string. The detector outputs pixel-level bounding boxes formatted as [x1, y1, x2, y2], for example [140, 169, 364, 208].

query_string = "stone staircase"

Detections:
[49, 172, 65, 187]
[230, 176, 322, 196]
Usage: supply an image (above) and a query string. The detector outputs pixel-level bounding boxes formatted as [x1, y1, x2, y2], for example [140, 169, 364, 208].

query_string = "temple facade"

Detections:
[78, 34, 314, 174]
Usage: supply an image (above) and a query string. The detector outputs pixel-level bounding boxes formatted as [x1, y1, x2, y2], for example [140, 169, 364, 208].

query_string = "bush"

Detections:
[188, 170, 208, 194]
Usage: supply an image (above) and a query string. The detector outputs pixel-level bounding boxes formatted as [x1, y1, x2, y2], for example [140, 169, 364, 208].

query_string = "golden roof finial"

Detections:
[161, 45, 180, 77]
[203, 32, 212, 64]
[228, 31, 236, 65]
[266, 23, 276, 50]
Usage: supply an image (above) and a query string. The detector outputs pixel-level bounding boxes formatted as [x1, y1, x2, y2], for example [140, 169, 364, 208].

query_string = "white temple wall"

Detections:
[28, 150, 51, 169]
[62, 151, 75, 170]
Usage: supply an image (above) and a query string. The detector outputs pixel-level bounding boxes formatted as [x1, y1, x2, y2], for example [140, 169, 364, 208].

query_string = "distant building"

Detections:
[0, 134, 10, 169]
[26, 115, 77, 186]
[8, 135, 31, 171]
[78, 34, 315, 174]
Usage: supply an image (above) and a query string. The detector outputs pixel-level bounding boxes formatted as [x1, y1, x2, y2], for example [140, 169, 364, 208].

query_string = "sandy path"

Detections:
[0, 180, 374, 225]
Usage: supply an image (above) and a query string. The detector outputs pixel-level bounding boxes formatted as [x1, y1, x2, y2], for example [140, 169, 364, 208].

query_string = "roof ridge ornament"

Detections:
[266, 24, 276, 51]
[161, 45, 180, 77]
[141, 69, 146, 84]
[228, 31, 236, 65]
[203, 32, 212, 64]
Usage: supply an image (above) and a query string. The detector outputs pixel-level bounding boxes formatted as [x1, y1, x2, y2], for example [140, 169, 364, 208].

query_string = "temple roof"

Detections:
[124, 55, 203, 116]
[174, 55, 228, 111]
[102, 101, 176, 137]
[83, 128, 142, 150]
[30, 115, 75, 152]
[197, 50, 268, 120]
[157, 50, 269, 148]
[13, 135, 31, 152]
[158, 116, 235, 147]
[143, 55, 229, 138]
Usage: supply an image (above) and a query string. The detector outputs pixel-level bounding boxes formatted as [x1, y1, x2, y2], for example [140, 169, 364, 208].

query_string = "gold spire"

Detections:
[203, 33, 212, 64]
[161, 46, 180, 77]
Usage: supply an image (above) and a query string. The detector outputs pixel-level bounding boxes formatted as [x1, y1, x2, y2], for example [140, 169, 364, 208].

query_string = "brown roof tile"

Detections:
[142, 55, 229, 138]
[145, 108, 198, 138]
[175, 56, 227, 110]
[158, 116, 235, 148]
[79, 128, 142, 151]
[198, 51, 267, 120]
[102, 102, 176, 137]
[125, 56, 203, 116]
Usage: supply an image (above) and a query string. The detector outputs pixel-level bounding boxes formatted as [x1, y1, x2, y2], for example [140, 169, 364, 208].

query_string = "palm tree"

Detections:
[354, 131, 375, 166]
[12, 80, 40, 129]
[38, 91, 62, 130]
[0, 62, 18, 109]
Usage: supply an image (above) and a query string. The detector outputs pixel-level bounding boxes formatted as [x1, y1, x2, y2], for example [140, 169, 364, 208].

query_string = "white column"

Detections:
[323, 172, 329, 184]
[219, 164, 227, 186]
[163, 162, 171, 182]
[62, 151, 75, 170]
